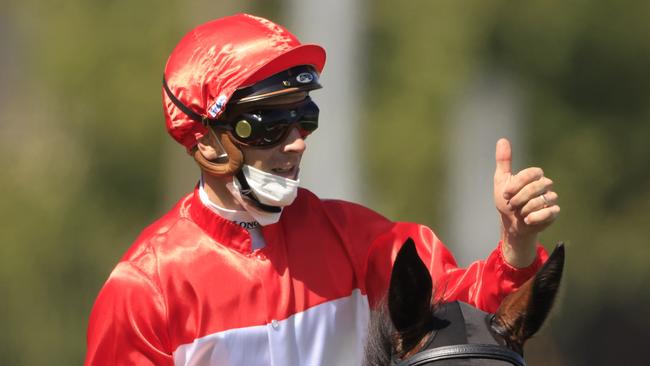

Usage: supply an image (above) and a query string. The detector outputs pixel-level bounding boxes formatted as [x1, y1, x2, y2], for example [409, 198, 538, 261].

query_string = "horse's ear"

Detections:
[492, 243, 565, 350]
[388, 238, 433, 333]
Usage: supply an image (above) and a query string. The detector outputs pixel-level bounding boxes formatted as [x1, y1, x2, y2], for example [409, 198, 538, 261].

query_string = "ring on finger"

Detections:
[540, 193, 550, 207]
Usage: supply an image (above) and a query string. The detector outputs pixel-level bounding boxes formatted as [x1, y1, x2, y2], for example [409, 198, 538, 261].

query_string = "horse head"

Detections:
[364, 238, 565, 366]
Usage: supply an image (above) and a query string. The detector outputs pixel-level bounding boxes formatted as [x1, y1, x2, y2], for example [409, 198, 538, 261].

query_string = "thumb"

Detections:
[495, 138, 512, 176]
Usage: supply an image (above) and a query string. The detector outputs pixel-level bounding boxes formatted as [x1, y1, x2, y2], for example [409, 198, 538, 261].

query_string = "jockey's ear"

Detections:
[492, 243, 565, 353]
[388, 238, 433, 333]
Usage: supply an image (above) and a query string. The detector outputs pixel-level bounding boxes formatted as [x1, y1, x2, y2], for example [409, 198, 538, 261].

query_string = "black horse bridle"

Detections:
[394, 343, 526, 366]
[390, 302, 527, 366]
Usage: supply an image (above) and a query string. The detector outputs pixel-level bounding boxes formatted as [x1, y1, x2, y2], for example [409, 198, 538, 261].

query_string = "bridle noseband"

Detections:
[394, 343, 526, 366]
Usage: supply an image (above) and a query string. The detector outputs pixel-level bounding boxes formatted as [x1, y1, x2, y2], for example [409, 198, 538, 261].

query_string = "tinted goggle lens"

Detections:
[228, 99, 319, 147]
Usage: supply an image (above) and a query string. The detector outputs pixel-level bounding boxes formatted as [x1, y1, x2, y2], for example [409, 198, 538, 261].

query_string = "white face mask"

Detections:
[225, 165, 300, 226]
[238, 165, 300, 207]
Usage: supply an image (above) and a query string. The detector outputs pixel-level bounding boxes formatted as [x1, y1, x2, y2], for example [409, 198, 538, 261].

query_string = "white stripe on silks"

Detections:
[173, 289, 370, 366]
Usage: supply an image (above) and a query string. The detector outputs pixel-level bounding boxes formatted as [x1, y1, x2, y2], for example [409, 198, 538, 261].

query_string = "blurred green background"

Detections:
[1, 0, 649, 364]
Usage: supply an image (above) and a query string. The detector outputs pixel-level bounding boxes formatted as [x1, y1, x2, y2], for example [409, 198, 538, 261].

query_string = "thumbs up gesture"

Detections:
[494, 138, 560, 268]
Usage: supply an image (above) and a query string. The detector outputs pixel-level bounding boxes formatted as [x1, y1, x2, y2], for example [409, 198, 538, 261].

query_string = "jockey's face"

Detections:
[239, 92, 309, 180]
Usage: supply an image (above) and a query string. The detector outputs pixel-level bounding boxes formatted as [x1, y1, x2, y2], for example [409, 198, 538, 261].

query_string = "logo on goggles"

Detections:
[296, 72, 314, 84]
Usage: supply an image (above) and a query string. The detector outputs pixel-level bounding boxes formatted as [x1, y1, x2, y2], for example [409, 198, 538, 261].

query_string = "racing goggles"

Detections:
[162, 65, 321, 148]
[222, 98, 319, 147]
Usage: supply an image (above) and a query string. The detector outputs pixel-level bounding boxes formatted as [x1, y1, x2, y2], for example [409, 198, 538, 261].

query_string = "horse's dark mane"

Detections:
[363, 304, 395, 366]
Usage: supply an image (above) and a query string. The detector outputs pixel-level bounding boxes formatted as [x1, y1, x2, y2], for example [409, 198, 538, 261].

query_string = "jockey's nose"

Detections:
[282, 127, 307, 154]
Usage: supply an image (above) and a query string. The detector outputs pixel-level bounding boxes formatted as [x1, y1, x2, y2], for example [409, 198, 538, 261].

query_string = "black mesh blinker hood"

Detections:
[393, 301, 526, 366]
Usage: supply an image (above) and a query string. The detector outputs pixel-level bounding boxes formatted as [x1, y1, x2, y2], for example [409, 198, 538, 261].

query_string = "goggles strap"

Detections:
[235, 170, 282, 213]
[162, 76, 219, 126]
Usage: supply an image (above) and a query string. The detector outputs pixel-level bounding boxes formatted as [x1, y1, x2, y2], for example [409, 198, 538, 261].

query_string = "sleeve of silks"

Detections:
[321, 200, 548, 314]
[85, 262, 173, 366]
[363, 222, 549, 313]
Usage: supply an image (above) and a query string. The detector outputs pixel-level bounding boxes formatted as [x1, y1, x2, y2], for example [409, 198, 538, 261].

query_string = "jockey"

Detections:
[85, 13, 559, 366]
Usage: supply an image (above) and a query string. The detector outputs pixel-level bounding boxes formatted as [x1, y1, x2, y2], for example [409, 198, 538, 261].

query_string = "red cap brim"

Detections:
[242, 44, 326, 87]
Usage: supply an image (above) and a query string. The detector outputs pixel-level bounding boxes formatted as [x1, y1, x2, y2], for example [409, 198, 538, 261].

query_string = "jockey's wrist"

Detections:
[501, 233, 537, 268]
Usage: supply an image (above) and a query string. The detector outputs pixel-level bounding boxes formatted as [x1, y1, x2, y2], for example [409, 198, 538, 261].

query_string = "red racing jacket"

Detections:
[85, 187, 547, 365]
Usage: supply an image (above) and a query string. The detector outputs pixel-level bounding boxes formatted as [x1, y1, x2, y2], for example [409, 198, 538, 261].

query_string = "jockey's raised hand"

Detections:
[494, 138, 560, 268]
